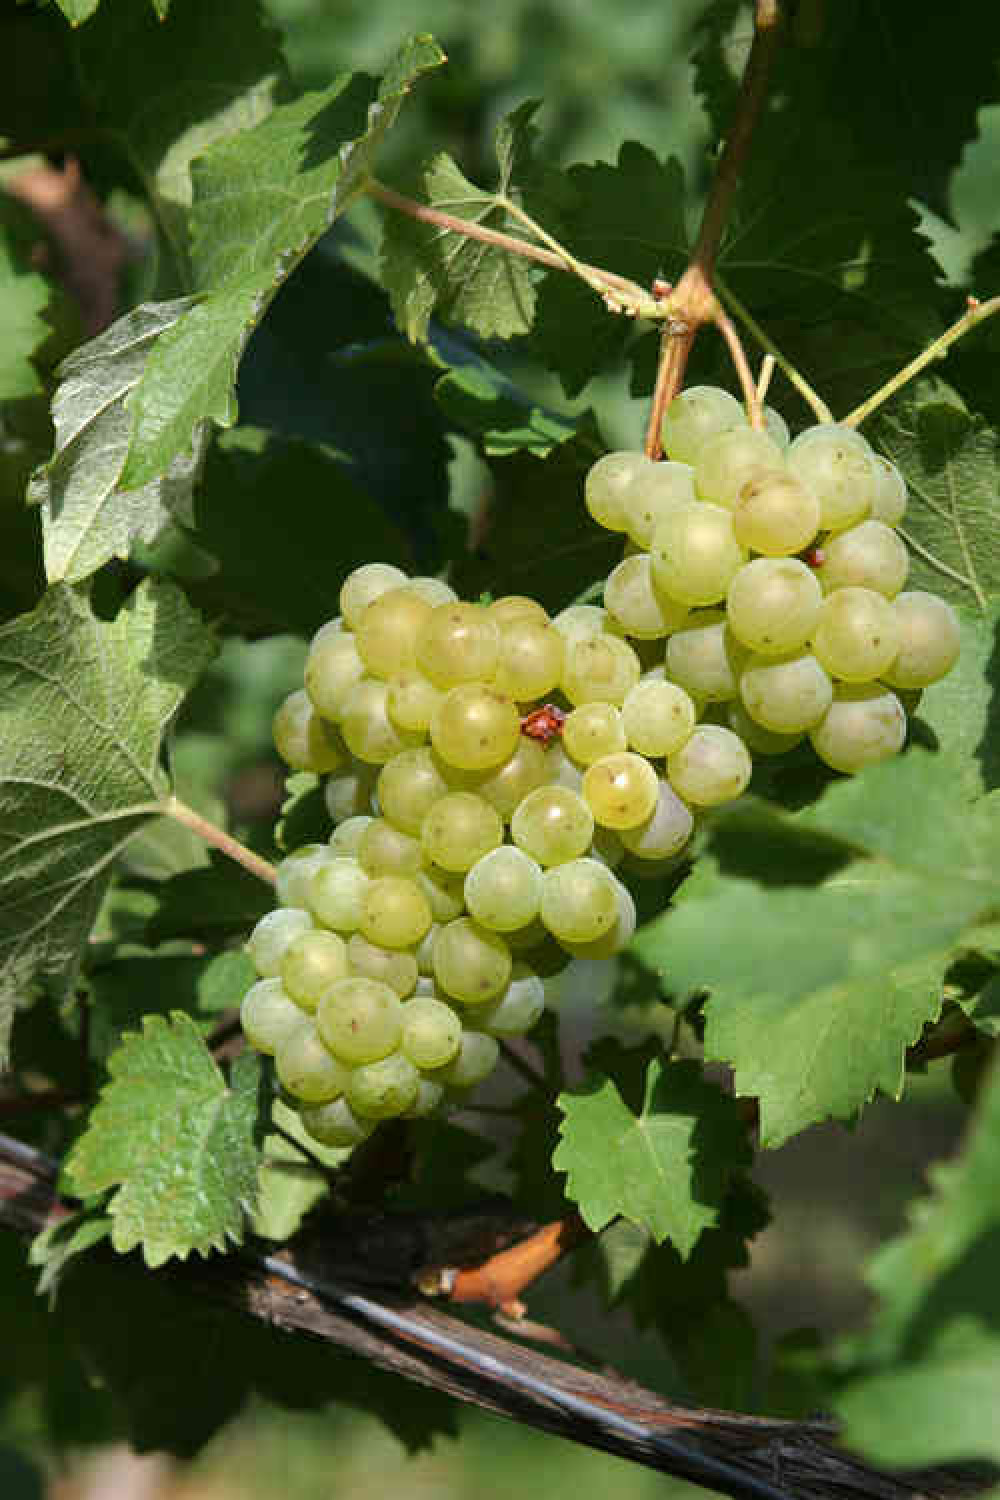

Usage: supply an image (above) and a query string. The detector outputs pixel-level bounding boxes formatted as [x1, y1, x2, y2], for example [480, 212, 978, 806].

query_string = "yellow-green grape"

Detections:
[813, 520, 909, 598]
[432, 918, 512, 1005]
[360, 875, 432, 949]
[433, 1031, 500, 1089]
[300, 1096, 375, 1148]
[476, 966, 546, 1037]
[407, 576, 458, 607]
[488, 594, 550, 627]
[304, 630, 365, 721]
[376, 746, 451, 836]
[665, 611, 747, 702]
[621, 678, 696, 757]
[622, 461, 697, 548]
[871, 456, 908, 526]
[883, 592, 961, 689]
[464, 845, 543, 932]
[510, 785, 595, 865]
[324, 762, 377, 823]
[241, 978, 308, 1055]
[726, 558, 823, 655]
[281, 930, 349, 1011]
[430, 683, 521, 771]
[309, 617, 343, 649]
[539, 857, 619, 944]
[544, 740, 583, 792]
[561, 633, 641, 707]
[661, 385, 745, 463]
[694, 426, 784, 506]
[552, 603, 621, 646]
[470, 736, 550, 820]
[811, 586, 901, 683]
[790, 422, 873, 457]
[400, 995, 463, 1069]
[416, 863, 467, 923]
[413, 928, 438, 975]
[347, 932, 418, 998]
[763, 405, 790, 449]
[559, 877, 636, 958]
[329, 816, 373, 858]
[275, 1025, 351, 1104]
[421, 791, 503, 873]
[355, 587, 433, 679]
[810, 684, 907, 772]
[247, 907, 314, 977]
[340, 678, 421, 765]
[740, 651, 833, 733]
[786, 431, 875, 532]
[619, 779, 694, 859]
[308, 856, 371, 931]
[416, 602, 499, 688]
[582, 750, 660, 830]
[731, 469, 821, 556]
[316, 975, 403, 1063]
[650, 504, 746, 606]
[386, 668, 444, 734]
[340, 562, 408, 628]
[494, 617, 565, 700]
[604, 553, 690, 639]
[726, 700, 803, 755]
[404, 1079, 446, 1118]
[275, 846, 332, 908]
[584, 450, 653, 531]
[272, 690, 345, 772]
[358, 817, 424, 878]
[347, 1052, 420, 1119]
[666, 725, 752, 806]
[563, 702, 627, 766]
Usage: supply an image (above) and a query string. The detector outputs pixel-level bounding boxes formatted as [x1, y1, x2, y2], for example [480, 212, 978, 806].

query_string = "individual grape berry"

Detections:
[324, 762, 378, 823]
[622, 461, 697, 548]
[786, 430, 875, 532]
[487, 594, 551, 627]
[406, 576, 459, 607]
[882, 592, 961, 689]
[247, 907, 314, 977]
[433, 1030, 500, 1090]
[276, 1025, 351, 1104]
[341, 678, 421, 764]
[416, 862, 468, 923]
[340, 562, 409, 629]
[275, 846, 334, 908]
[241, 978, 309, 1055]
[400, 995, 463, 1069]
[726, 558, 822, 656]
[360, 875, 432, 949]
[726, 700, 803, 755]
[316, 976, 403, 1063]
[511, 785, 595, 865]
[559, 877, 636, 958]
[272, 690, 345, 773]
[621, 672, 696, 756]
[563, 702, 627, 766]
[346, 932, 418, 998]
[552, 603, 622, 646]
[308, 856, 371, 931]
[464, 845, 544, 932]
[416, 602, 499, 688]
[763, 405, 790, 449]
[476, 966, 546, 1037]
[421, 790, 503, 873]
[281, 930, 349, 1011]
[582, 751, 660, 830]
[430, 683, 521, 771]
[358, 818, 424, 878]
[545, 740, 584, 792]
[304, 630, 365, 721]
[661, 385, 745, 463]
[809, 684, 907, 772]
[650, 504, 746, 606]
[432, 917, 513, 1005]
[386, 669, 444, 734]
[376, 747, 452, 836]
[355, 587, 433, 678]
[870, 456, 908, 526]
[470, 736, 551, 819]
[731, 470, 820, 557]
[404, 1079, 447, 1118]
[494, 617, 565, 700]
[740, 651, 834, 733]
[665, 611, 747, 702]
[604, 553, 690, 638]
[347, 1052, 420, 1119]
[813, 520, 909, 598]
[619, 778, 694, 859]
[666, 725, 752, 806]
[539, 857, 619, 944]
[561, 632, 641, 706]
[329, 815, 374, 858]
[811, 586, 901, 683]
[300, 1096, 375, 1148]
[694, 426, 785, 507]
[584, 450, 653, 531]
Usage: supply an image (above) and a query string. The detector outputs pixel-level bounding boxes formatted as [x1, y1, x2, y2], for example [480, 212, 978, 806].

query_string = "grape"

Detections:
[304, 631, 365, 721]
[488, 594, 550, 627]
[247, 907, 314, 977]
[276, 846, 333, 908]
[276, 1025, 351, 1104]
[464, 846, 543, 932]
[433, 1031, 500, 1089]
[360, 875, 432, 949]
[811, 586, 901, 683]
[376, 747, 451, 835]
[871, 457, 908, 526]
[694, 426, 784, 507]
[407, 576, 458, 607]
[552, 603, 621, 646]
[563, 702, 627, 765]
[561, 633, 641, 706]
[432, 918, 512, 1005]
[404, 1080, 446, 1118]
[604, 553, 690, 638]
[726, 558, 822, 655]
[421, 790, 503, 872]
[726, 700, 803, 755]
[661, 385, 745, 463]
[883, 592, 961, 689]
[347, 932, 418, 998]
[386, 669, 444, 734]
[544, 740, 584, 792]
[340, 562, 409, 629]
[348, 1052, 420, 1119]
[650, 504, 745, 606]
[413, 934, 438, 977]
[539, 857, 619, 943]
[763, 405, 790, 449]
[416, 603, 499, 688]
[740, 651, 833, 733]
[809, 684, 907, 772]
[358, 818, 424, 878]
[619, 778, 694, 859]
[511, 785, 595, 865]
[308, 856, 370, 931]
[354, 587, 432, 679]
[309, 617, 343, 649]
[584, 450, 653, 531]
[470, 736, 550, 819]
[341, 678, 420, 764]
[416, 862, 467, 923]
[272, 690, 344, 773]
[316, 975, 403, 1063]
[665, 611, 747, 702]
[300, 1096, 375, 1148]
[582, 751, 660, 829]
[281, 930, 349, 1010]
[813, 519, 909, 598]
[786, 431, 875, 531]
[400, 995, 463, 1069]
[241, 978, 308, 1055]
[789, 422, 872, 458]
[477, 966, 546, 1037]
[494, 617, 564, 700]
[324, 763, 377, 823]
[559, 877, 636, 958]
[622, 461, 697, 548]
[731, 470, 821, 556]
[666, 725, 752, 806]
[329, 815, 373, 858]
[430, 683, 521, 771]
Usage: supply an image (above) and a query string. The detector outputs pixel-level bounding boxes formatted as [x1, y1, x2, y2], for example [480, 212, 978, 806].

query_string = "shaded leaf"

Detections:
[29, 1208, 112, 1301]
[146, 858, 273, 944]
[910, 602, 1000, 798]
[0, 231, 51, 400]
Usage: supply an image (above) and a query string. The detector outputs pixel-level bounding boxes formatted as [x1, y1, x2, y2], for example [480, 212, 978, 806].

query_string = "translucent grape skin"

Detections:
[347, 1052, 420, 1119]
[694, 426, 784, 507]
[416, 603, 499, 688]
[281, 930, 349, 1011]
[300, 1096, 375, 1148]
[510, 785, 595, 865]
[740, 651, 834, 734]
[604, 553, 689, 638]
[786, 432, 875, 532]
[561, 632, 641, 707]
[358, 817, 424, 877]
[400, 995, 463, 1069]
[272, 690, 344, 773]
[661, 385, 745, 464]
[622, 462, 697, 548]
[464, 845, 543, 932]
[665, 611, 746, 702]
[539, 857, 619, 944]
[421, 790, 503, 873]
[432, 917, 512, 1005]
[494, 617, 565, 700]
[563, 702, 627, 766]
[731, 470, 820, 557]
[308, 857, 370, 931]
[355, 587, 432, 677]
[276, 1025, 351, 1104]
[811, 586, 901, 684]
[809, 684, 907, 773]
[582, 751, 660, 830]
[584, 450, 653, 531]
[726, 558, 822, 656]
[346, 932, 418, 998]
[432, 1031, 500, 1090]
[650, 503, 746, 606]
[619, 778, 694, 859]
[340, 678, 419, 765]
[476, 965, 546, 1037]
[883, 592, 961, 689]
[377, 746, 452, 836]
[316, 976, 403, 1064]
[430, 683, 521, 771]
[360, 874, 433, 949]
[813, 520, 909, 599]
[621, 678, 696, 757]
[666, 725, 752, 807]
[247, 907, 314, 977]
[241, 978, 309, 1055]
[340, 562, 409, 629]
[304, 631, 365, 721]
[472, 736, 551, 820]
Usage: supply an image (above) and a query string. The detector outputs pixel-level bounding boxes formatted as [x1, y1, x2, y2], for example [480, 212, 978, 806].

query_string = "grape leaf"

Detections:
[553, 1057, 750, 1253]
[64, 1013, 262, 1266]
[86, 950, 255, 1067]
[433, 364, 579, 457]
[146, 859, 273, 944]
[908, 602, 1000, 798]
[29, 1208, 112, 1300]
[0, 580, 216, 1066]
[0, 231, 51, 400]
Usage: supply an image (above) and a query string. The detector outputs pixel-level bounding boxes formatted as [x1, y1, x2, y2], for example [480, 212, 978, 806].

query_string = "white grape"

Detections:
[883, 591, 961, 689]
[809, 684, 907, 772]
[726, 558, 822, 656]
[740, 651, 833, 733]
[584, 450, 653, 531]
[666, 725, 751, 806]
[247, 907, 314, 977]
[651, 503, 746, 606]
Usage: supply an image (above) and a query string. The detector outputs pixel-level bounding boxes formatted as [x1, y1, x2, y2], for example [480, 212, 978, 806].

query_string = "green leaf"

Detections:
[252, 1099, 342, 1242]
[86, 950, 255, 1066]
[29, 1208, 112, 1301]
[0, 580, 215, 1066]
[65, 1013, 262, 1266]
[0, 231, 51, 400]
[146, 858, 273, 944]
[910, 601, 1000, 798]
[433, 363, 579, 457]
[53, 0, 101, 23]
[554, 1056, 750, 1253]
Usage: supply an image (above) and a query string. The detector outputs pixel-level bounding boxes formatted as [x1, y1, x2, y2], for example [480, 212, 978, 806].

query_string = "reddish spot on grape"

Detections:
[521, 704, 567, 745]
[803, 546, 826, 568]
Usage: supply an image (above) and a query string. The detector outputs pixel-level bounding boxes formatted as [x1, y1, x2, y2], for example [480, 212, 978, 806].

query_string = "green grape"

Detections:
[582, 751, 660, 830]
[275, 845, 333, 908]
[340, 678, 421, 765]
[883, 592, 961, 689]
[544, 741, 584, 792]
[811, 586, 901, 683]
[309, 617, 343, 649]
[809, 684, 906, 772]
[340, 562, 409, 629]
[661, 385, 745, 463]
[813, 520, 909, 598]
[621, 677, 696, 757]
[281, 930, 349, 1010]
[584, 450, 653, 531]
[650, 503, 746, 606]
[360, 875, 432, 949]
[740, 651, 833, 733]
[300, 1095, 375, 1147]
[347, 1051, 420, 1119]
[539, 857, 619, 944]
[316, 975, 403, 1063]
[552, 603, 621, 646]
[666, 725, 752, 806]
[404, 1079, 446, 1117]
[400, 995, 463, 1069]
[358, 817, 424, 878]
[731, 469, 821, 556]
[622, 461, 697, 548]
[476, 965, 546, 1037]
[385, 669, 443, 735]
[272, 690, 345, 773]
[432, 918, 512, 1005]
[510, 785, 595, 865]
[786, 430, 875, 531]
[871, 456, 908, 526]
[494, 617, 565, 700]
[559, 877, 636, 958]
[413, 925, 438, 976]
[694, 426, 784, 506]
[376, 746, 451, 836]
[308, 856, 370, 931]
[276, 1025, 351, 1103]
[304, 631, 365, 721]
[430, 683, 521, 771]
[665, 610, 747, 702]
[790, 422, 872, 457]
[416, 862, 467, 923]
[421, 790, 503, 873]
[604, 553, 690, 639]
[563, 702, 627, 766]
[726, 700, 803, 755]
[763, 405, 790, 449]
[470, 736, 550, 819]
[488, 594, 551, 627]
[328, 815, 373, 858]
[324, 762, 377, 823]
[241, 978, 308, 1055]
[416, 602, 499, 688]
[726, 558, 822, 655]
[619, 778, 694, 859]
[247, 907, 314, 977]
[355, 587, 433, 679]
[347, 932, 418, 997]
[561, 633, 641, 706]
[433, 1030, 500, 1089]
[464, 845, 544, 931]
[407, 576, 458, 607]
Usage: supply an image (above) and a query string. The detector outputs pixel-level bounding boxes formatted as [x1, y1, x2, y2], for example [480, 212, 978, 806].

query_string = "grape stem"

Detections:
[755, 353, 776, 403]
[714, 275, 834, 423]
[713, 304, 763, 428]
[163, 795, 277, 886]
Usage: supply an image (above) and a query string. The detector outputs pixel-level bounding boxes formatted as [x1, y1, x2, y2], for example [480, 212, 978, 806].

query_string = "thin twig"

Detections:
[714, 304, 763, 427]
[163, 796, 276, 885]
[756, 353, 775, 403]
[714, 275, 833, 422]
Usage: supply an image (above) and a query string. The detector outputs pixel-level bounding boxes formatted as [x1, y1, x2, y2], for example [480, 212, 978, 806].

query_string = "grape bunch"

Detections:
[242, 384, 960, 1148]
